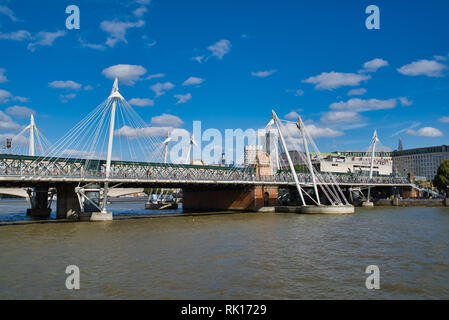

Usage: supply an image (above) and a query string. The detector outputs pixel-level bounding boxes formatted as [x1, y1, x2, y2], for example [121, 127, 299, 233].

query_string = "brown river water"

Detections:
[0, 199, 448, 299]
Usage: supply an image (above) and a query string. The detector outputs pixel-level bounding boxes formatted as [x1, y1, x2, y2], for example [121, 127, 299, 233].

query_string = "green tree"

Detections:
[433, 159, 449, 196]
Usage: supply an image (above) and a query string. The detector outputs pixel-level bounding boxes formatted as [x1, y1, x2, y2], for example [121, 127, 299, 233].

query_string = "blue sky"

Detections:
[0, 0, 448, 155]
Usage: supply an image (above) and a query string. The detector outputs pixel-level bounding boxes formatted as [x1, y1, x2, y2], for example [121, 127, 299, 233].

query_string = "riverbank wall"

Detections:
[374, 198, 449, 207]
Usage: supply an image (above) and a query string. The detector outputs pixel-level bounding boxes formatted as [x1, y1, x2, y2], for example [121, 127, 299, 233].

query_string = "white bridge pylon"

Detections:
[271, 110, 350, 208]
[4, 114, 51, 156]
[185, 133, 198, 164]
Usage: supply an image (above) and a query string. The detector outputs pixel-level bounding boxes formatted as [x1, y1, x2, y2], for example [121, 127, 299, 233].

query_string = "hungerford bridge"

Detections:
[0, 79, 414, 220]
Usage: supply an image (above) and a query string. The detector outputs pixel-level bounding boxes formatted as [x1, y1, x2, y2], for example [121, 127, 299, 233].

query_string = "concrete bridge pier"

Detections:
[182, 185, 278, 212]
[26, 184, 52, 218]
[56, 184, 80, 219]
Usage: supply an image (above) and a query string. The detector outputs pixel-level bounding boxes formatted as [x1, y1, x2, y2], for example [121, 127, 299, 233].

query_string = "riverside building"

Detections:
[391, 145, 449, 181]
[279, 151, 393, 176]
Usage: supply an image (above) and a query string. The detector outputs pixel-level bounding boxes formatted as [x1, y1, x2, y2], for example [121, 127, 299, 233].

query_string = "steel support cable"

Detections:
[286, 119, 349, 205]
[119, 100, 160, 162]
[280, 118, 343, 205]
[43, 99, 108, 161]
[34, 99, 109, 166]
[37, 100, 111, 178]
[275, 119, 319, 205]
[279, 121, 328, 205]
[280, 119, 344, 205]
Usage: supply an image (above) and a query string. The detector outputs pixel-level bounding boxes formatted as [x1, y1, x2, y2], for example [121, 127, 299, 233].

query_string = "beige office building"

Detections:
[392, 145, 449, 181]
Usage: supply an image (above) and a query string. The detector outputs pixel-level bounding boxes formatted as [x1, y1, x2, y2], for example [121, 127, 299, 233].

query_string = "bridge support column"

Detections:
[26, 184, 52, 218]
[182, 185, 278, 212]
[56, 184, 80, 219]
[288, 187, 300, 205]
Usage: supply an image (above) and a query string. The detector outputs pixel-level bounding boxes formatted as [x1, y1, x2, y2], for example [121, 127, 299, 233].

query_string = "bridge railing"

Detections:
[0, 157, 410, 185]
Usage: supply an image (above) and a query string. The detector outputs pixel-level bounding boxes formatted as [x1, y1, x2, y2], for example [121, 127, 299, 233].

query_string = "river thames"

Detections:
[0, 199, 448, 299]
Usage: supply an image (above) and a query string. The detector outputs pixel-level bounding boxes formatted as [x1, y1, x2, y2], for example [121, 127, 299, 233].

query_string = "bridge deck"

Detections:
[0, 154, 411, 187]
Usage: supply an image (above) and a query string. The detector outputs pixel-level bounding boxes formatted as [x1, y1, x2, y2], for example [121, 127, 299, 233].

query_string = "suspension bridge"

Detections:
[0, 79, 414, 220]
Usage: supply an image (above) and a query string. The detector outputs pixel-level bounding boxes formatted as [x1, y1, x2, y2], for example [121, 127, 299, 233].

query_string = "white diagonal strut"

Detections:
[29, 114, 35, 156]
[367, 130, 378, 201]
[163, 131, 172, 164]
[297, 115, 320, 205]
[272, 110, 306, 206]
[185, 133, 198, 164]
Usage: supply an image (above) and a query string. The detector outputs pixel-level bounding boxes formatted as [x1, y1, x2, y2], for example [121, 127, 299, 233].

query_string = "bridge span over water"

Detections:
[0, 152, 414, 219]
[0, 79, 417, 220]
[0, 154, 411, 188]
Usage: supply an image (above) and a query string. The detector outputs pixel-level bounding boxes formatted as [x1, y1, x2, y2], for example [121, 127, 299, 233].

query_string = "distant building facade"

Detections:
[324, 151, 393, 176]
[391, 145, 449, 181]
[279, 150, 393, 176]
[244, 145, 263, 166]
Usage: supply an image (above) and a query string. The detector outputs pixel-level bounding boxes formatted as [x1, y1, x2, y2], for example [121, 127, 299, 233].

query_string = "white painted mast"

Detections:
[297, 116, 320, 205]
[272, 110, 306, 206]
[163, 131, 172, 164]
[102, 78, 124, 213]
[29, 114, 35, 156]
[367, 130, 378, 202]
[185, 133, 198, 164]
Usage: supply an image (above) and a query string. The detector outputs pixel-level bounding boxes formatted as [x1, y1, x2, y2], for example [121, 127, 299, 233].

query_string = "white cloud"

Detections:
[207, 39, 231, 59]
[251, 69, 277, 78]
[192, 55, 205, 63]
[49, 80, 82, 90]
[433, 55, 448, 61]
[306, 124, 343, 138]
[360, 58, 389, 72]
[115, 126, 188, 139]
[5, 106, 35, 118]
[0, 89, 12, 104]
[398, 97, 413, 106]
[84, 85, 94, 91]
[391, 122, 420, 137]
[321, 111, 362, 123]
[147, 40, 157, 47]
[27, 30, 66, 51]
[283, 121, 342, 138]
[347, 88, 367, 96]
[0, 5, 18, 22]
[0, 111, 20, 131]
[438, 116, 449, 123]
[407, 127, 443, 137]
[59, 93, 76, 103]
[13, 96, 29, 102]
[128, 98, 154, 107]
[303, 72, 371, 90]
[329, 98, 397, 112]
[102, 64, 147, 85]
[151, 114, 183, 127]
[285, 110, 300, 120]
[174, 93, 192, 104]
[0, 30, 31, 41]
[0, 68, 7, 83]
[182, 77, 205, 86]
[100, 19, 145, 47]
[151, 82, 175, 97]
[146, 73, 164, 80]
[133, 6, 147, 17]
[397, 59, 448, 77]
[79, 37, 106, 51]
